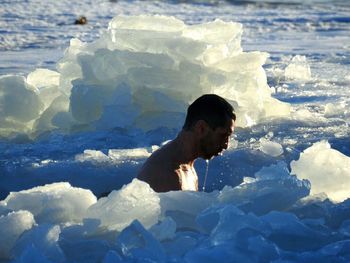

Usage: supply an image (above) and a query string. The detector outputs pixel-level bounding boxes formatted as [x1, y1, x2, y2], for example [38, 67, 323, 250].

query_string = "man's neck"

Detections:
[171, 130, 199, 166]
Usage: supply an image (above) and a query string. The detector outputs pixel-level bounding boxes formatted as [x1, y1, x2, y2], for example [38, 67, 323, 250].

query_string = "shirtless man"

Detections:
[137, 94, 236, 192]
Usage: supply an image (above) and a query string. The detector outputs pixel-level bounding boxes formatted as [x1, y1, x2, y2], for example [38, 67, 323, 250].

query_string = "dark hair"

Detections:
[183, 94, 236, 130]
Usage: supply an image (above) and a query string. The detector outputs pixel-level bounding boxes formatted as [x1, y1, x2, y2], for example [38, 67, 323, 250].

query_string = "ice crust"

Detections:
[291, 140, 350, 202]
[2, 141, 349, 261]
[0, 15, 290, 137]
[2, 161, 349, 262]
[1, 142, 349, 262]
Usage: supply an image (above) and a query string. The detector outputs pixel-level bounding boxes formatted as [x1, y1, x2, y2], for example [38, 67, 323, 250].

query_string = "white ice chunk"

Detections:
[13, 224, 65, 263]
[214, 51, 267, 72]
[324, 102, 348, 117]
[292, 108, 316, 122]
[109, 15, 185, 32]
[149, 217, 176, 241]
[160, 191, 216, 216]
[319, 240, 350, 257]
[0, 15, 291, 137]
[0, 75, 43, 136]
[116, 220, 166, 261]
[86, 179, 160, 231]
[75, 150, 110, 164]
[159, 191, 216, 230]
[0, 201, 10, 216]
[4, 182, 96, 224]
[56, 38, 85, 96]
[75, 147, 152, 165]
[291, 140, 350, 202]
[261, 211, 313, 234]
[218, 167, 310, 215]
[162, 233, 198, 258]
[244, 235, 279, 262]
[189, 231, 278, 262]
[259, 138, 283, 157]
[32, 94, 72, 132]
[13, 245, 53, 263]
[261, 211, 327, 251]
[0, 210, 35, 259]
[183, 19, 243, 64]
[254, 161, 291, 181]
[27, 69, 60, 89]
[285, 55, 311, 81]
[184, 18, 242, 45]
[26, 69, 61, 109]
[59, 238, 110, 263]
[102, 250, 123, 263]
[339, 220, 350, 237]
[0, 75, 41, 121]
[184, 237, 262, 263]
[108, 148, 151, 161]
[199, 205, 269, 244]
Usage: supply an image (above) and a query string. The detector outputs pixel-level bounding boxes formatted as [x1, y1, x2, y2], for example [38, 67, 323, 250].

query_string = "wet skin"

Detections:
[137, 118, 235, 192]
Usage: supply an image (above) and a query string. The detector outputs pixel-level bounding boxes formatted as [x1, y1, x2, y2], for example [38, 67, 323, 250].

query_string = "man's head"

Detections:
[183, 94, 236, 159]
[183, 94, 236, 131]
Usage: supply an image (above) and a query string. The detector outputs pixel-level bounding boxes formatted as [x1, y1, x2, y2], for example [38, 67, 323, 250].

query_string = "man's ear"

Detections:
[194, 120, 209, 137]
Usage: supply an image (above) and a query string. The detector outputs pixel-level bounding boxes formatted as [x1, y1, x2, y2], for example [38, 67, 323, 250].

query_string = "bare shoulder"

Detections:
[138, 146, 168, 176]
[137, 145, 180, 192]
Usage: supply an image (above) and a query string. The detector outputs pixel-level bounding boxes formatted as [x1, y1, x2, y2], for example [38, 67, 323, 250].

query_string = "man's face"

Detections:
[199, 118, 235, 160]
